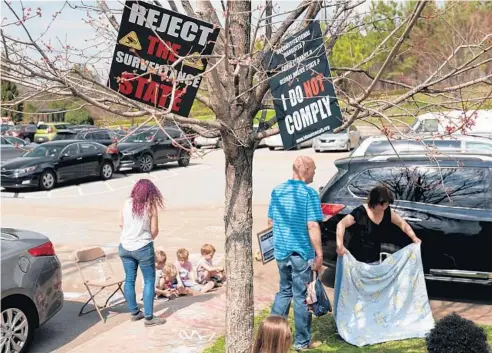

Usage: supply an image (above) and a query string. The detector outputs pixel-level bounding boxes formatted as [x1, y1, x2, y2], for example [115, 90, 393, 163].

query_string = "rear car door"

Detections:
[78, 142, 103, 177]
[152, 129, 174, 163]
[57, 143, 82, 182]
[396, 165, 492, 277]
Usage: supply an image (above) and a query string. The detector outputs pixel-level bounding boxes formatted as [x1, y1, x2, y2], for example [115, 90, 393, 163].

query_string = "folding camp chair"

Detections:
[73, 247, 126, 323]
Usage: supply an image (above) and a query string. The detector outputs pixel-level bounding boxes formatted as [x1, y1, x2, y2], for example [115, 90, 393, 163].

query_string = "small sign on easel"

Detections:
[257, 227, 275, 264]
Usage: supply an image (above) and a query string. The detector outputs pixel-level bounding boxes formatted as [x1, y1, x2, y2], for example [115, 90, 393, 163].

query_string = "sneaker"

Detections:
[130, 311, 145, 321]
[201, 281, 215, 293]
[144, 316, 166, 327]
[295, 341, 322, 351]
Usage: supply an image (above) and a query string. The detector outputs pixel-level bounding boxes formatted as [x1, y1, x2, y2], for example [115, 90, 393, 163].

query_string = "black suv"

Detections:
[117, 127, 191, 172]
[319, 153, 492, 286]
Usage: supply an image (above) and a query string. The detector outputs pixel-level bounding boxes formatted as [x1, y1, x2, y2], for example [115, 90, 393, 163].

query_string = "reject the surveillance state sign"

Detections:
[108, 0, 220, 117]
[265, 21, 343, 150]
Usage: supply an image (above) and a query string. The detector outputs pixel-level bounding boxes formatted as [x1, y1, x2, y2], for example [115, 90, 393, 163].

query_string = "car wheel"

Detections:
[268, 147, 275, 151]
[314, 149, 320, 153]
[295, 145, 301, 150]
[178, 158, 190, 167]
[1, 299, 36, 353]
[216, 140, 223, 149]
[24, 137, 31, 143]
[39, 170, 56, 191]
[100, 162, 114, 180]
[138, 154, 154, 173]
[346, 141, 352, 152]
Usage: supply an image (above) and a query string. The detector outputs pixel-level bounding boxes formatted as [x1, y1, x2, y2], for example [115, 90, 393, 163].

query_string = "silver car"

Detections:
[313, 126, 361, 152]
[1, 228, 63, 353]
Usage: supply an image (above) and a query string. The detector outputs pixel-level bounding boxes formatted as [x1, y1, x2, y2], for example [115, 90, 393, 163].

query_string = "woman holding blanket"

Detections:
[336, 185, 421, 262]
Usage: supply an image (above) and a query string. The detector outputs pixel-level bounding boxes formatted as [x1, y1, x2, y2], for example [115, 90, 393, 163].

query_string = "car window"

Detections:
[79, 142, 99, 155]
[62, 143, 80, 156]
[365, 140, 422, 155]
[25, 145, 63, 158]
[38, 124, 50, 130]
[4, 136, 25, 146]
[166, 129, 182, 139]
[407, 167, 488, 209]
[155, 129, 168, 141]
[424, 140, 461, 149]
[27, 126, 37, 132]
[347, 167, 416, 200]
[466, 141, 492, 152]
[92, 131, 110, 140]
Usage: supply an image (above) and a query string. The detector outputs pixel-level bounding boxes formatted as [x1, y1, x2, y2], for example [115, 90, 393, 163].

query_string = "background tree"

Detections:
[2, 1, 491, 352]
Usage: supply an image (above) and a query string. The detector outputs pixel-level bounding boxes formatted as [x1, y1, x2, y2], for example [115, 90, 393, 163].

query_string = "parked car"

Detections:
[411, 109, 492, 138]
[117, 127, 191, 172]
[0, 140, 120, 190]
[318, 153, 492, 287]
[264, 133, 313, 150]
[51, 129, 79, 141]
[350, 135, 492, 157]
[52, 129, 117, 146]
[313, 126, 361, 152]
[1, 123, 13, 135]
[6, 124, 37, 143]
[34, 123, 73, 143]
[1, 228, 63, 353]
[0, 136, 38, 166]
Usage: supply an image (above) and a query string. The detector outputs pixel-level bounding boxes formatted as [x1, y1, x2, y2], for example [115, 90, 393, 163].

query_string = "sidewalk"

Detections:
[65, 260, 280, 353]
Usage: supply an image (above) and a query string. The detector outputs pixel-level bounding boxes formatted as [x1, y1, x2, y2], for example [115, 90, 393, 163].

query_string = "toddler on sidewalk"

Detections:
[196, 244, 226, 292]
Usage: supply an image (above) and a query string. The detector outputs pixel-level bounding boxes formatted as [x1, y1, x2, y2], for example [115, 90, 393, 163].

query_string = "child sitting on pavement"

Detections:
[175, 248, 202, 292]
[196, 244, 226, 292]
[156, 263, 188, 299]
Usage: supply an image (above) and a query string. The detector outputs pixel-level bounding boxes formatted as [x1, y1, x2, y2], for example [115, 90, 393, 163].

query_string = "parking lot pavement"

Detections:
[0, 148, 344, 208]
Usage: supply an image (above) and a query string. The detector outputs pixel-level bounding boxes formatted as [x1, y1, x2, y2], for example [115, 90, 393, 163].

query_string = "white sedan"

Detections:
[312, 126, 361, 152]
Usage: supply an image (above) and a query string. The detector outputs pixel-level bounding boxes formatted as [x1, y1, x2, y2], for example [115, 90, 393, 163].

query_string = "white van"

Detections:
[411, 110, 492, 137]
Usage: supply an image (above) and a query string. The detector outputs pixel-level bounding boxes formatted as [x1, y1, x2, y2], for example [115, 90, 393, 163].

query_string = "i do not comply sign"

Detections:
[108, 1, 220, 117]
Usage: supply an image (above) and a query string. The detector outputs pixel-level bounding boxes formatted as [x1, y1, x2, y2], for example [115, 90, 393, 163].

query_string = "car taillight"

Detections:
[28, 241, 55, 256]
[321, 203, 345, 220]
[107, 145, 118, 154]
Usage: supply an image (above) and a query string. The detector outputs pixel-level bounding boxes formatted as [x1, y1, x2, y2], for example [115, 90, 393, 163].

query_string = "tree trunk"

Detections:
[223, 125, 255, 353]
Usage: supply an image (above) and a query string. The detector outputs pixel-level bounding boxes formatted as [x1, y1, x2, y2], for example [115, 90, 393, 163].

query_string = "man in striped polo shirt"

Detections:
[268, 155, 323, 351]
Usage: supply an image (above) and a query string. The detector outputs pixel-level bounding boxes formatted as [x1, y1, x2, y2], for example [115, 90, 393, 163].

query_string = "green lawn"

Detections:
[203, 309, 492, 353]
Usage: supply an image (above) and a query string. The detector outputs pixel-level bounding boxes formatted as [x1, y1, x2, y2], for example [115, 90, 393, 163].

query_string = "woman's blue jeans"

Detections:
[271, 254, 313, 349]
[119, 242, 155, 319]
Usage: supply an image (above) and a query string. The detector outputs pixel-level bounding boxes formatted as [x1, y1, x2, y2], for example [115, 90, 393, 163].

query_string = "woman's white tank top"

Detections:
[120, 198, 152, 251]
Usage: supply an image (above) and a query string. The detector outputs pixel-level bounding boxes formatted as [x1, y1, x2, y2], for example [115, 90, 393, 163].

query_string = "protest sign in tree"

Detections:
[2, 1, 491, 352]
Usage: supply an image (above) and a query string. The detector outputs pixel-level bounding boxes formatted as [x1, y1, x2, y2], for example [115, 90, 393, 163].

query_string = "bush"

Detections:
[426, 313, 490, 353]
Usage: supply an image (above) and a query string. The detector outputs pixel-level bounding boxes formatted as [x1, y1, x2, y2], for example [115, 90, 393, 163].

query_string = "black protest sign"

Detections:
[265, 21, 343, 150]
[108, 1, 220, 117]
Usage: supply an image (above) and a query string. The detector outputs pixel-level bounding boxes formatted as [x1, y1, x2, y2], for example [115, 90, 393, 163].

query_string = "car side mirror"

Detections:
[60, 153, 70, 159]
[318, 186, 324, 193]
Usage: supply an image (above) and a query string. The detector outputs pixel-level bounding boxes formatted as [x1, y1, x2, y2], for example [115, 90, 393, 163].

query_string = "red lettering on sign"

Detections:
[158, 84, 173, 108]
[135, 76, 148, 99]
[118, 72, 134, 94]
[147, 35, 181, 63]
[143, 81, 159, 104]
[303, 74, 325, 98]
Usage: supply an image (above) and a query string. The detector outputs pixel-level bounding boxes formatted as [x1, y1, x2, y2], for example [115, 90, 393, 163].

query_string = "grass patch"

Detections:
[203, 308, 492, 353]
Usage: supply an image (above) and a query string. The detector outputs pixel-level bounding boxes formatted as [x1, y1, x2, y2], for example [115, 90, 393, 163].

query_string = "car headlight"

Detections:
[15, 166, 37, 174]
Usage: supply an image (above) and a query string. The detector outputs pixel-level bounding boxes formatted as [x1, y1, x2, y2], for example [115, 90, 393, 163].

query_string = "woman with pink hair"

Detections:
[119, 179, 166, 326]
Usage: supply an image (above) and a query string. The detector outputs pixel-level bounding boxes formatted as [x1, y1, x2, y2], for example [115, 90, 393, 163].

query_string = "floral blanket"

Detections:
[333, 243, 435, 346]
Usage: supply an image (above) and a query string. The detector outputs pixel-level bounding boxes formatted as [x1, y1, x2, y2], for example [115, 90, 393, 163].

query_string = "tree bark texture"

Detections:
[223, 128, 255, 353]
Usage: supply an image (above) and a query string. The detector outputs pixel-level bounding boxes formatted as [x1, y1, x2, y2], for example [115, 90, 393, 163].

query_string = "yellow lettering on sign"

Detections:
[119, 31, 142, 51]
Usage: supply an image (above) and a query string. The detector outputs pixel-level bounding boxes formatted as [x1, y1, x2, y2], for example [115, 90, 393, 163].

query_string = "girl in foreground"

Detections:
[252, 316, 292, 353]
